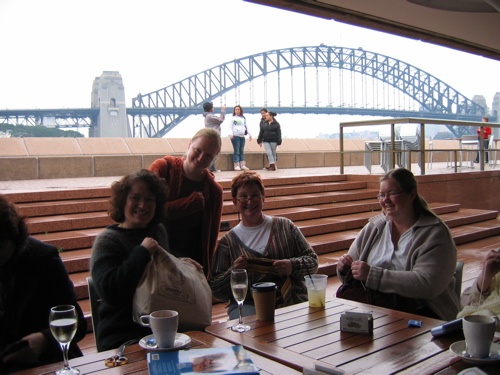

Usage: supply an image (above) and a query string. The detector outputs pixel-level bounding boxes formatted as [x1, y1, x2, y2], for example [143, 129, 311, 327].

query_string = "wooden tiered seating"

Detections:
[4, 173, 500, 355]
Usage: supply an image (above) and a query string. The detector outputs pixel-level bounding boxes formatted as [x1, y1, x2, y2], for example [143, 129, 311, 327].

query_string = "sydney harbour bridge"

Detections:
[0, 46, 490, 138]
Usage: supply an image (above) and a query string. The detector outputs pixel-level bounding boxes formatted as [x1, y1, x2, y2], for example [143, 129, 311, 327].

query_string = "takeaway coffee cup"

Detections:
[463, 315, 498, 358]
[140, 310, 178, 348]
[304, 274, 328, 308]
[252, 282, 277, 321]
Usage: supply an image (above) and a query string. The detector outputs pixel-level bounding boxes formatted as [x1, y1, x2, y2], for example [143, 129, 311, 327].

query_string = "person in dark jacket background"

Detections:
[0, 195, 86, 374]
[257, 111, 281, 171]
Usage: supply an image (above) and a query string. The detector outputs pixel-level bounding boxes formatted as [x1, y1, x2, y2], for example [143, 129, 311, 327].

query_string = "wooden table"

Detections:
[205, 299, 499, 374]
[14, 331, 301, 375]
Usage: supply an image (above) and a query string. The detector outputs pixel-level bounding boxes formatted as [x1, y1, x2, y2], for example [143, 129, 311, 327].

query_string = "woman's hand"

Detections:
[233, 255, 247, 269]
[477, 248, 500, 292]
[195, 192, 205, 207]
[273, 259, 292, 276]
[230, 135, 234, 139]
[351, 260, 370, 282]
[485, 248, 500, 274]
[141, 237, 160, 256]
[258, 143, 262, 148]
[337, 254, 354, 274]
[249, 136, 253, 141]
[3, 333, 46, 364]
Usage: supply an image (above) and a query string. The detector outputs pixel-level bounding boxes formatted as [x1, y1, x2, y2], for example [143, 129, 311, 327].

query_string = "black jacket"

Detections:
[0, 238, 86, 373]
[257, 120, 282, 145]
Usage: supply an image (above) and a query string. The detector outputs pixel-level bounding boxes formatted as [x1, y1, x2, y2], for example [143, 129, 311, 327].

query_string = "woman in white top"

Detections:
[228, 105, 252, 171]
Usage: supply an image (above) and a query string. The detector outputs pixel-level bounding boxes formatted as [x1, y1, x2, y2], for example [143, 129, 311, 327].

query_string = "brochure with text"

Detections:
[147, 345, 259, 375]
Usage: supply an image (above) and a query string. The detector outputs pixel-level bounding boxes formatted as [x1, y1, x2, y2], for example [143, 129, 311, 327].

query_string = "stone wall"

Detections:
[0, 137, 448, 181]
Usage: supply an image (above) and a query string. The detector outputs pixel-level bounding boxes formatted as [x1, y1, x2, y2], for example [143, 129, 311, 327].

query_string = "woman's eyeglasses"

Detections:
[236, 194, 262, 203]
[376, 191, 405, 200]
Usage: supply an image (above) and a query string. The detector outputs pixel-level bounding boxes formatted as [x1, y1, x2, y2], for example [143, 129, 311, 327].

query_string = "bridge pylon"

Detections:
[90, 71, 130, 137]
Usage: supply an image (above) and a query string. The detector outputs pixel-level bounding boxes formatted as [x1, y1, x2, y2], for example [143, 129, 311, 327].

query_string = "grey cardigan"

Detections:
[339, 213, 460, 321]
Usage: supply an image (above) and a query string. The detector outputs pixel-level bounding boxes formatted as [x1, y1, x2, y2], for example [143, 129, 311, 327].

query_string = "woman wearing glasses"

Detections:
[337, 168, 459, 321]
[209, 171, 318, 318]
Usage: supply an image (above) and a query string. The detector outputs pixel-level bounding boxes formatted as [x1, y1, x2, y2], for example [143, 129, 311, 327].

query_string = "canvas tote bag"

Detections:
[133, 247, 212, 332]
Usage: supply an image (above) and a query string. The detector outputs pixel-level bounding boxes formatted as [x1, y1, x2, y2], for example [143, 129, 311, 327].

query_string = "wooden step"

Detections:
[223, 188, 380, 214]
[33, 228, 102, 252]
[28, 212, 113, 234]
[217, 174, 349, 190]
[17, 198, 109, 218]
[6, 187, 111, 204]
[439, 209, 499, 228]
[451, 218, 500, 244]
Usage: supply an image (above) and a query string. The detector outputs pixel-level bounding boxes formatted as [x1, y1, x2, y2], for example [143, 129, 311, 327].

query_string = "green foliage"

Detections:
[0, 123, 84, 137]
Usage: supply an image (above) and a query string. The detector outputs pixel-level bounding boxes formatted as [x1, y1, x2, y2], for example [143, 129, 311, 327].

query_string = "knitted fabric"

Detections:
[458, 273, 500, 330]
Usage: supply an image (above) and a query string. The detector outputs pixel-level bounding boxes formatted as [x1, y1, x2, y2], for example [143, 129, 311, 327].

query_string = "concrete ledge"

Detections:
[94, 155, 142, 177]
[0, 137, 485, 180]
[24, 138, 83, 156]
[77, 138, 131, 155]
[0, 138, 28, 156]
[125, 138, 173, 154]
[296, 152, 324, 168]
[0, 158, 38, 180]
[39, 157, 93, 179]
[303, 139, 335, 151]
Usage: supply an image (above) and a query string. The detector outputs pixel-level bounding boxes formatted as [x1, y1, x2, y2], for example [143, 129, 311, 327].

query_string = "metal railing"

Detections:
[339, 117, 499, 175]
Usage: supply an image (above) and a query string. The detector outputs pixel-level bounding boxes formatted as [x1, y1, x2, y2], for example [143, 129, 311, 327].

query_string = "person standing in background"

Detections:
[474, 116, 492, 164]
[259, 108, 268, 132]
[257, 111, 281, 171]
[258, 108, 270, 167]
[228, 105, 251, 171]
[203, 102, 226, 172]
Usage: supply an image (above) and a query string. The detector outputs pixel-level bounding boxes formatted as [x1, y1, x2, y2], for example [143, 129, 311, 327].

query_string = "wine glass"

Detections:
[230, 269, 251, 332]
[49, 305, 80, 375]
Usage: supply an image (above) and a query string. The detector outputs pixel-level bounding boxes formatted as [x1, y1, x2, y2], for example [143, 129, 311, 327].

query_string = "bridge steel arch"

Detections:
[132, 46, 485, 138]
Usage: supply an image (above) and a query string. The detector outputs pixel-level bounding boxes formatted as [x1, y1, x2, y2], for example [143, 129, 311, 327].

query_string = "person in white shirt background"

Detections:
[227, 105, 252, 171]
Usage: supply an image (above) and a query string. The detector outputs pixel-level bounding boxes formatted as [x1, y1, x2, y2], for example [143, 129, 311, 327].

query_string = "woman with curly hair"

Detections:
[90, 169, 169, 351]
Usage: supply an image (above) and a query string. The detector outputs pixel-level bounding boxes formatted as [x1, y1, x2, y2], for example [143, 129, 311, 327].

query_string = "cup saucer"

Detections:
[449, 340, 500, 365]
[139, 333, 191, 351]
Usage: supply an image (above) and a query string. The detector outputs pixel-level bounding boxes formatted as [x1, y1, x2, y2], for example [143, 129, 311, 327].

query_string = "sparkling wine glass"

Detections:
[230, 269, 251, 332]
[49, 305, 79, 375]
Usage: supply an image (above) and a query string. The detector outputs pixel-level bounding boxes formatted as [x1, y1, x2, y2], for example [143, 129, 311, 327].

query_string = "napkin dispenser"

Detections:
[340, 311, 373, 334]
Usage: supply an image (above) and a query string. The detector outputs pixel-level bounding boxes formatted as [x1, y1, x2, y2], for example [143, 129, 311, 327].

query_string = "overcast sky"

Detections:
[1, 0, 499, 137]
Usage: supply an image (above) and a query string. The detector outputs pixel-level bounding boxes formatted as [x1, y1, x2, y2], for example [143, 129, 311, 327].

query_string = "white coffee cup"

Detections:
[139, 310, 178, 348]
[463, 315, 498, 358]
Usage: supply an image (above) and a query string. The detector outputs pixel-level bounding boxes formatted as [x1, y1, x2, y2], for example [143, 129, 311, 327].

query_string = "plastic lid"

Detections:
[251, 282, 277, 292]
